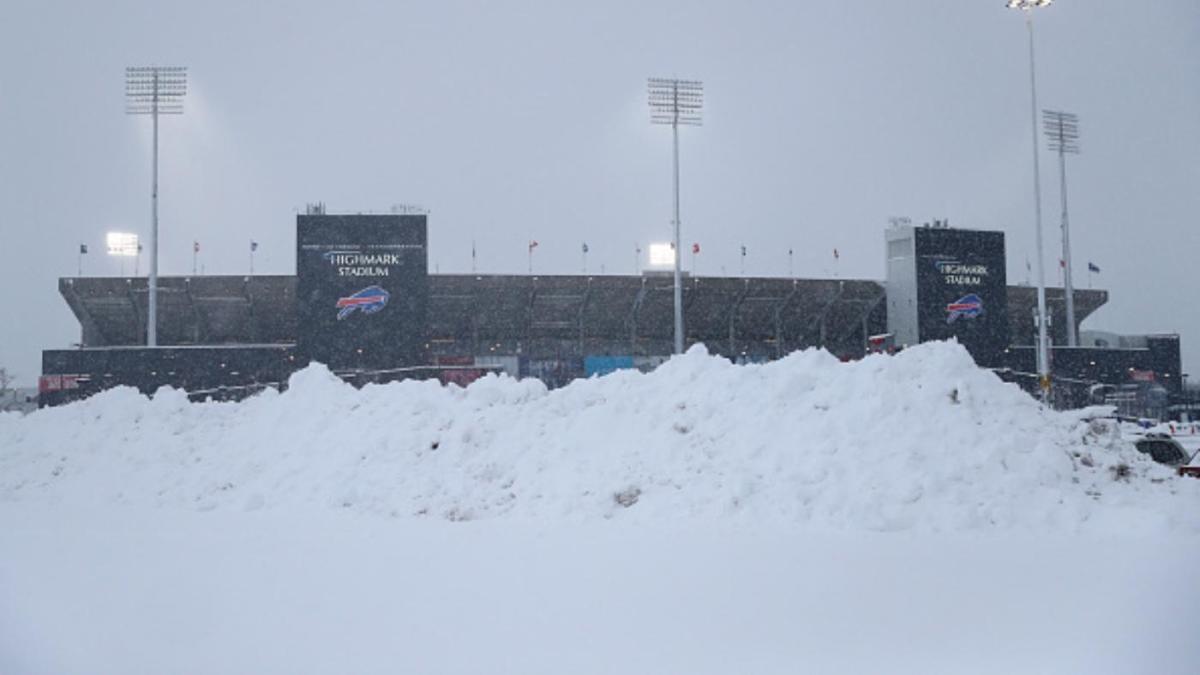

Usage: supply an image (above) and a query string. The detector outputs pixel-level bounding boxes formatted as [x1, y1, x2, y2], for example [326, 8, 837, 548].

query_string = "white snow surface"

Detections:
[5, 341, 1200, 674]
[2, 341, 1197, 532]
[4, 505, 1199, 675]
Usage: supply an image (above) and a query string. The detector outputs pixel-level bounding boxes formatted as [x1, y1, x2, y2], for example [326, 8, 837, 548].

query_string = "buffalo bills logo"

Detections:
[946, 294, 983, 323]
[336, 285, 390, 320]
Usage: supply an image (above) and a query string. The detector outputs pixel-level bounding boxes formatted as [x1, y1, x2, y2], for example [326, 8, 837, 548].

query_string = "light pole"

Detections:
[1043, 109, 1080, 346]
[1007, 0, 1052, 400]
[126, 66, 187, 347]
[649, 77, 703, 355]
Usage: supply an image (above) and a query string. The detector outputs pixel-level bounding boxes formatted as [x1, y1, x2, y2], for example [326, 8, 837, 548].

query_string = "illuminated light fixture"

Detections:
[106, 232, 140, 257]
[126, 65, 188, 347]
[1006, 0, 1053, 402]
[648, 76, 703, 355]
[648, 242, 676, 267]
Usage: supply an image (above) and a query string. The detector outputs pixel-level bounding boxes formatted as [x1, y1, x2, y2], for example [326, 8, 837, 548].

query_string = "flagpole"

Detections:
[471, 239, 477, 274]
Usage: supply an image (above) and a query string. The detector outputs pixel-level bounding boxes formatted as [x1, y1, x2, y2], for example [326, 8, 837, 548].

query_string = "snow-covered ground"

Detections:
[2, 504, 1198, 675]
[2, 341, 1199, 673]
[3, 342, 1197, 531]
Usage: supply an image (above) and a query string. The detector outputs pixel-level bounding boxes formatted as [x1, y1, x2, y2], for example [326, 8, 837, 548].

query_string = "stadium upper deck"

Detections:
[58, 273, 1107, 360]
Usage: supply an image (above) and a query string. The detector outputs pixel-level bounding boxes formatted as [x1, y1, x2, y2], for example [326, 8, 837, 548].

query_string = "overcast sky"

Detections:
[1, 0, 1198, 384]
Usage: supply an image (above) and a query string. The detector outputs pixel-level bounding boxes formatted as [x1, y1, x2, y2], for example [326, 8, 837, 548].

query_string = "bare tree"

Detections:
[0, 367, 14, 412]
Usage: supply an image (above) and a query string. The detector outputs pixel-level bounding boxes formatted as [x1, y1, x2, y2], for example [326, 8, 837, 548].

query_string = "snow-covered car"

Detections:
[1133, 433, 1200, 477]
[1178, 446, 1200, 479]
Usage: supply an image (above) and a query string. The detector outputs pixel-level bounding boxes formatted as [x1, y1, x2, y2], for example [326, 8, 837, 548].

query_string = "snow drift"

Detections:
[2, 341, 1196, 532]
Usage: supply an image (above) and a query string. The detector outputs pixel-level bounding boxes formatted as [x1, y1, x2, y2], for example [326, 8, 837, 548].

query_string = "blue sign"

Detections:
[584, 355, 635, 377]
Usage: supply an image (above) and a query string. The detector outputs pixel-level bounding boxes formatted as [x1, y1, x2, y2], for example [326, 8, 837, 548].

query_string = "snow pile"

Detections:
[2, 341, 1197, 532]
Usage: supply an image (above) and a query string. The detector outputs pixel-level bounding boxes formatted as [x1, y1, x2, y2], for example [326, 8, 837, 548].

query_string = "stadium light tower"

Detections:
[648, 77, 703, 355]
[1006, 0, 1052, 400]
[126, 66, 187, 347]
[1043, 109, 1080, 347]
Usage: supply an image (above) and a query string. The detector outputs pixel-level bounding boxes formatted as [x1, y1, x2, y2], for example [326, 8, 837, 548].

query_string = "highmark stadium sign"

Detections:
[322, 249, 422, 277]
[296, 214, 429, 369]
[911, 227, 1009, 367]
[934, 259, 990, 286]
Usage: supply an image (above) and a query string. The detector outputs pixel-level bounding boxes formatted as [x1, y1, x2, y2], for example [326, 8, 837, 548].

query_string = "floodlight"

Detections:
[106, 232, 139, 257]
[1006, 0, 1051, 9]
[125, 65, 188, 347]
[1006, 0, 1054, 399]
[648, 77, 704, 354]
[1043, 109, 1082, 347]
[648, 242, 676, 267]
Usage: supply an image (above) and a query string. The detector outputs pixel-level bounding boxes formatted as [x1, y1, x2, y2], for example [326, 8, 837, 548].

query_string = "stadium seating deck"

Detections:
[58, 274, 1106, 360]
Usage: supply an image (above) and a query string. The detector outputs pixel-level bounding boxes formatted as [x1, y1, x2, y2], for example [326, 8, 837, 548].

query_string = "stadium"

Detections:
[39, 211, 1184, 415]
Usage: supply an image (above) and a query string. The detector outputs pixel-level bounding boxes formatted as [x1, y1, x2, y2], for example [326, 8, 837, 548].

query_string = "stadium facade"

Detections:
[39, 214, 1183, 413]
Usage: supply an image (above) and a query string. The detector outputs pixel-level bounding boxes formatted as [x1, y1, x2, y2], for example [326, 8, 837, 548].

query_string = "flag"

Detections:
[1088, 262, 1101, 273]
[1059, 258, 1065, 268]
[582, 243, 589, 254]
[788, 248, 793, 256]
[193, 241, 200, 253]
[692, 243, 700, 255]
[833, 248, 840, 260]
[79, 244, 88, 255]
[528, 240, 539, 251]
[250, 241, 259, 252]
